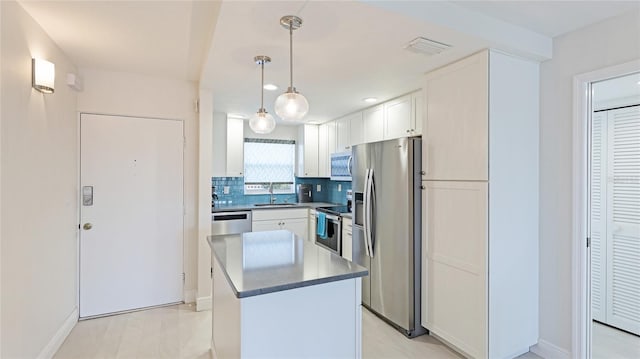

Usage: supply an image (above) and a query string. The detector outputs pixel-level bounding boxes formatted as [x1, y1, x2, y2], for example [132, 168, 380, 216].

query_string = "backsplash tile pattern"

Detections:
[212, 177, 352, 207]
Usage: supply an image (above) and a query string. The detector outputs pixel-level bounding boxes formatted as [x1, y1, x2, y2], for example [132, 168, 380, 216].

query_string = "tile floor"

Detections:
[593, 321, 640, 359]
[55, 303, 543, 359]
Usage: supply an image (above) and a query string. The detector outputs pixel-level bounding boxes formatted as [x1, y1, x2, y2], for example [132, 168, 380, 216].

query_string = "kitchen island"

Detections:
[207, 230, 368, 359]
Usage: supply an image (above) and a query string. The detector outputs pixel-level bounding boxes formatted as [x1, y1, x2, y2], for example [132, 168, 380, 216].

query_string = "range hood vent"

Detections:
[404, 37, 451, 56]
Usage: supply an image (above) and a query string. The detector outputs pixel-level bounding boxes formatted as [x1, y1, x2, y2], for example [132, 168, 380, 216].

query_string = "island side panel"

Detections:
[240, 278, 361, 358]
[212, 256, 241, 359]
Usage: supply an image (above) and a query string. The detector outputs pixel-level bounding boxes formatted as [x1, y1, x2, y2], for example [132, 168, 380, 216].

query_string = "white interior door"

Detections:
[80, 113, 184, 318]
[605, 106, 640, 335]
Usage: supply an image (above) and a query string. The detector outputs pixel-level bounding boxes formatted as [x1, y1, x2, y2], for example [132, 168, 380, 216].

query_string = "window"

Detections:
[244, 138, 295, 195]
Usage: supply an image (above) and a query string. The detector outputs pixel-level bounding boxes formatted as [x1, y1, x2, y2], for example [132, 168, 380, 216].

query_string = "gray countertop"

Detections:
[212, 202, 339, 213]
[207, 230, 368, 298]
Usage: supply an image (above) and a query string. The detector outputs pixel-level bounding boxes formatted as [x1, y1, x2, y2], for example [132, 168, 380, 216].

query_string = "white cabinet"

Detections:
[412, 90, 423, 136]
[212, 115, 244, 177]
[422, 181, 488, 358]
[384, 94, 413, 139]
[363, 105, 384, 143]
[421, 50, 539, 359]
[252, 209, 309, 240]
[423, 53, 488, 181]
[318, 125, 329, 178]
[308, 209, 317, 242]
[335, 112, 364, 152]
[348, 112, 364, 147]
[318, 122, 336, 178]
[296, 125, 319, 177]
[226, 117, 245, 177]
[341, 217, 353, 261]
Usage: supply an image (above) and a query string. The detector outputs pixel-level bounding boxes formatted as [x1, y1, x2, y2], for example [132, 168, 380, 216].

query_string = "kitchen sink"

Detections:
[253, 203, 297, 207]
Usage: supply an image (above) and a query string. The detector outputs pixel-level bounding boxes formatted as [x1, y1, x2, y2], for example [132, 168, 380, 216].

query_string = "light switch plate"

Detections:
[338, 184, 342, 192]
[317, 184, 321, 192]
[223, 186, 230, 194]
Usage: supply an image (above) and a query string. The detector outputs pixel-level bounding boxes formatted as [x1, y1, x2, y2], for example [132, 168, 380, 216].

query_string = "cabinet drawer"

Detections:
[252, 208, 308, 221]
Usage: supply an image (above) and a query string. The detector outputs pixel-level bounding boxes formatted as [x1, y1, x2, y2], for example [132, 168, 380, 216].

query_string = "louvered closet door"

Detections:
[605, 106, 640, 335]
[591, 111, 607, 323]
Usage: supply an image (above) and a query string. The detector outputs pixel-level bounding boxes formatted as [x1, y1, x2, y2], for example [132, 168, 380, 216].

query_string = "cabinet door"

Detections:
[226, 117, 244, 177]
[424, 51, 488, 181]
[412, 90, 423, 136]
[384, 94, 412, 140]
[308, 210, 316, 242]
[327, 121, 337, 155]
[423, 181, 487, 358]
[318, 124, 329, 177]
[336, 116, 351, 151]
[301, 125, 319, 177]
[282, 218, 308, 240]
[252, 220, 281, 232]
[363, 105, 384, 143]
[342, 218, 353, 261]
[348, 112, 364, 146]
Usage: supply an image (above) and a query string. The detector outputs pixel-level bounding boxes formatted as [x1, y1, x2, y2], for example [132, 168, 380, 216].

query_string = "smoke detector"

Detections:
[405, 37, 451, 56]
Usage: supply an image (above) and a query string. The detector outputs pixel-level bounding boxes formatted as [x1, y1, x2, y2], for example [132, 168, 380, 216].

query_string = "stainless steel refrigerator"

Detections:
[352, 137, 426, 338]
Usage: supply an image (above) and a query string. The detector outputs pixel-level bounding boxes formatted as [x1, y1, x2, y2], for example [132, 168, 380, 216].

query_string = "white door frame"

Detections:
[572, 59, 640, 359]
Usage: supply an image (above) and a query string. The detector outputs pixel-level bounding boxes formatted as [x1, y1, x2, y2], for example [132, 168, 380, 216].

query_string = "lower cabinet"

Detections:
[342, 217, 352, 261]
[252, 209, 309, 240]
[308, 209, 316, 242]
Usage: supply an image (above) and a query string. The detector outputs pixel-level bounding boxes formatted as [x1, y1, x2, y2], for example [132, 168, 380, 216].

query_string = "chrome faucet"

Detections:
[269, 182, 276, 204]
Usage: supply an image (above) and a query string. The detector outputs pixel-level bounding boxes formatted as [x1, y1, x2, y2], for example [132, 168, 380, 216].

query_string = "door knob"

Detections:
[83, 223, 93, 230]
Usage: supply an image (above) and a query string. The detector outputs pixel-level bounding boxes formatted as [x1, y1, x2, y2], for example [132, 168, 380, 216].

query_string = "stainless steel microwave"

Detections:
[330, 151, 352, 181]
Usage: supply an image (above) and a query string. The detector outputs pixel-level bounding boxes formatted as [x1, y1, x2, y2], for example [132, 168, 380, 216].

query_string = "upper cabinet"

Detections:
[335, 112, 363, 151]
[363, 105, 384, 143]
[423, 53, 488, 181]
[212, 114, 244, 177]
[384, 94, 414, 139]
[296, 125, 319, 177]
[226, 118, 245, 177]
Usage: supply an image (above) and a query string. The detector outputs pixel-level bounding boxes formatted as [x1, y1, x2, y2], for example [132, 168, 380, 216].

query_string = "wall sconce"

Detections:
[32, 58, 55, 94]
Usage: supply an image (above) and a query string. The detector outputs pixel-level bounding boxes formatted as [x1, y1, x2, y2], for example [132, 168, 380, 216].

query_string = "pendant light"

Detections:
[274, 15, 309, 122]
[249, 55, 276, 134]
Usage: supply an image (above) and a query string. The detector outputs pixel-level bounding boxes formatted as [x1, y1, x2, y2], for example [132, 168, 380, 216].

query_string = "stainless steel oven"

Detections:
[315, 209, 342, 255]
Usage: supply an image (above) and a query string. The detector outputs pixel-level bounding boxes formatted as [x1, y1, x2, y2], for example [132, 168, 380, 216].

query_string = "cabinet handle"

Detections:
[420, 185, 425, 190]
[420, 171, 426, 175]
[406, 129, 410, 133]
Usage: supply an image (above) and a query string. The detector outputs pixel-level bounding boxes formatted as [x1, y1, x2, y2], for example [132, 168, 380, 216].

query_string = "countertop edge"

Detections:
[235, 270, 368, 299]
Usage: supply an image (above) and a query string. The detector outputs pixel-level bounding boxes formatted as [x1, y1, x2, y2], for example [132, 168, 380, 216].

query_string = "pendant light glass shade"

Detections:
[249, 55, 276, 134]
[275, 15, 309, 122]
[275, 89, 309, 122]
[249, 109, 276, 134]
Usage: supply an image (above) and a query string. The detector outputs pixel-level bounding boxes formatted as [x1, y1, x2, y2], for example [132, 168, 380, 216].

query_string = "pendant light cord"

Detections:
[260, 60, 265, 110]
[289, 19, 294, 90]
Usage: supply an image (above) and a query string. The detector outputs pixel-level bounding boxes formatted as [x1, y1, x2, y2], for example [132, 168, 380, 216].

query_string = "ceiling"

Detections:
[19, 0, 221, 81]
[19, 0, 639, 124]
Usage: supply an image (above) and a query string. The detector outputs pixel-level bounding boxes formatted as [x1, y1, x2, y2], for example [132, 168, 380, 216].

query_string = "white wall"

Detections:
[1, 2, 78, 357]
[538, 10, 640, 356]
[76, 68, 200, 302]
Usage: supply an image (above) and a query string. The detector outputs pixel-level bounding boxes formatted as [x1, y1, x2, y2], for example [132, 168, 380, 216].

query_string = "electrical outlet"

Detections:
[317, 184, 321, 192]
[223, 186, 230, 194]
[338, 184, 342, 192]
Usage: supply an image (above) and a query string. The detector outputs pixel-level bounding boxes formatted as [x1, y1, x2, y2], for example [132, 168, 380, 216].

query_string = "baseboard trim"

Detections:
[184, 289, 197, 304]
[531, 339, 571, 359]
[196, 296, 212, 311]
[37, 307, 78, 359]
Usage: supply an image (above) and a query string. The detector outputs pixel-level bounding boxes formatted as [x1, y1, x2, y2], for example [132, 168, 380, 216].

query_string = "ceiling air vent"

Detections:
[404, 37, 451, 56]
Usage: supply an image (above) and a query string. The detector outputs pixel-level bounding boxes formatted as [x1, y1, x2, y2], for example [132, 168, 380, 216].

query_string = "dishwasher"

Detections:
[211, 211, 252, 235]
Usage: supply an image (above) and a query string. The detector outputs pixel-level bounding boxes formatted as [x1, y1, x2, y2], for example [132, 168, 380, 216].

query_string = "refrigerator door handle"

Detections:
[364, 168, 372, 257]
[368, 169, 376, 256]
